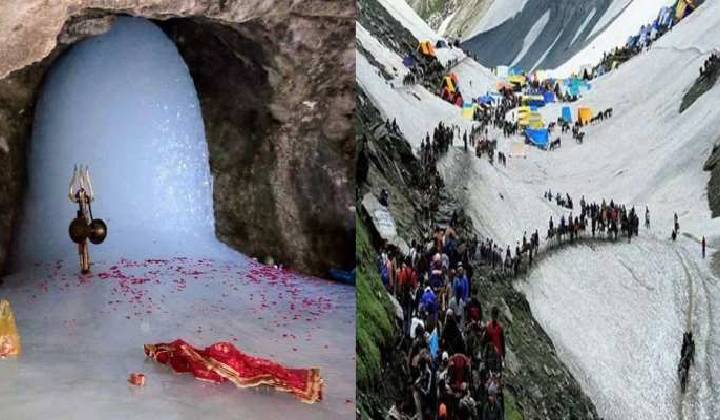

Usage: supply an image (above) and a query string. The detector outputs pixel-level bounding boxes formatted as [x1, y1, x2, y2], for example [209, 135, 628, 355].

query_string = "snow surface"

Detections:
[0, 17, 356, 419]
[357, 22, 408, 80]
[549, 0, 676, 78]
[373, 0, 464, 65]
[510, 10, 550, 67]
[357, 19, 498, 151]
[361, 0, 720, 417]
[465, 0, 529, 39]
[440, 2, 720, 417]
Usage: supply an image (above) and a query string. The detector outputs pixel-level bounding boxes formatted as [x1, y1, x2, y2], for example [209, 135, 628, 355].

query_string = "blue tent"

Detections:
[525, 128, 549, 148]
[478, 95, 494, 105]
[527, 98, 545, 108]
[402, 55, 417, 68]
[543, 91, 555, 103]
[562, 106, 572, 123]
[509, 65, 523, 76]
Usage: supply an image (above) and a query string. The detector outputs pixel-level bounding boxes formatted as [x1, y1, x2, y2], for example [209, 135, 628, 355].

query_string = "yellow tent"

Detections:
[508, 75, 526, 86]
[0, 300, 21, 357]
[516, 106, 531, 125]
[462, 104, 476, 121]
[417, 40, 436, 58]
[527, 111, 544, 129]
[529, 121, 545, 129]
[577, 106, 592, 124]
[521, 96, 544, 106]
[442, 76, 456, 93]
[675, 0, 696, 20]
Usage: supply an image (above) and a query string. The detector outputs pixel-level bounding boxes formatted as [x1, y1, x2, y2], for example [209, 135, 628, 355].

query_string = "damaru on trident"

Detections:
[68, 165, 107, 274]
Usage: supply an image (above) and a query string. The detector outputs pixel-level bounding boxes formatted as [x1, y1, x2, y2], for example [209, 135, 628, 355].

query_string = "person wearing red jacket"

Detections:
[446, 352, 470, 418]
[397, 260, 418, 336]
[485, 306, 506, 360]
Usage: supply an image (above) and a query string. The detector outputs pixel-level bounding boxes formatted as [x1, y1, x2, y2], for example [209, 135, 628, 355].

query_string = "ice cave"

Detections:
[0, 16, 354, 420]
[15, 16, 217, 264]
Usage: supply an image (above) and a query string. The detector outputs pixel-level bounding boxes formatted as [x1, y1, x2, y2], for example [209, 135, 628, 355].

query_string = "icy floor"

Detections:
[0, 254, 355, 419]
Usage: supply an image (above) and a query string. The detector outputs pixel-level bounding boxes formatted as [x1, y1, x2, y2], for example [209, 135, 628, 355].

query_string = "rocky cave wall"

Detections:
[0, 1, 355, 277]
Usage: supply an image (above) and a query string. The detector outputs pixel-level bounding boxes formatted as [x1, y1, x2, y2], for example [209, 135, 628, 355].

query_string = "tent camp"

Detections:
[577, 106, 592, 124]
[525, 128, 549, 148]
[417, 40, 436, 58]
[562, 106, 572, 123]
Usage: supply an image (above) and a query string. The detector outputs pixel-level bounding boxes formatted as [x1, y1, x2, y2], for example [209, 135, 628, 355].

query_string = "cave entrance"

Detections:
[13, 16, 218, 267]
[1, 9, 350, 277]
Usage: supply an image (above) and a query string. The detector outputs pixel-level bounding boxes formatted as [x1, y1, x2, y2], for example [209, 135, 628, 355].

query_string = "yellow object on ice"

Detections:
[521, 111, 543, 129]
[462, 104, 475, 120]
[0, 299, 21, 358]
[577, 106, 593, 125]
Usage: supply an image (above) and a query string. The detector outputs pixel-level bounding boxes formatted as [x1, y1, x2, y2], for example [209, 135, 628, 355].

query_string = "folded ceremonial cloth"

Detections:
[144, 339, 322, 404]
[0, 299, 21, 358]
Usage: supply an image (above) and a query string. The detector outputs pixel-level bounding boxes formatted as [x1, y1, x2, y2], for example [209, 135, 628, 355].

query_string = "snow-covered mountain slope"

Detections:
[461, 0, 675, 73]
[359, 0, 720, 417]
[357, 0, 499, 151]
[437, 2, 720, 418]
